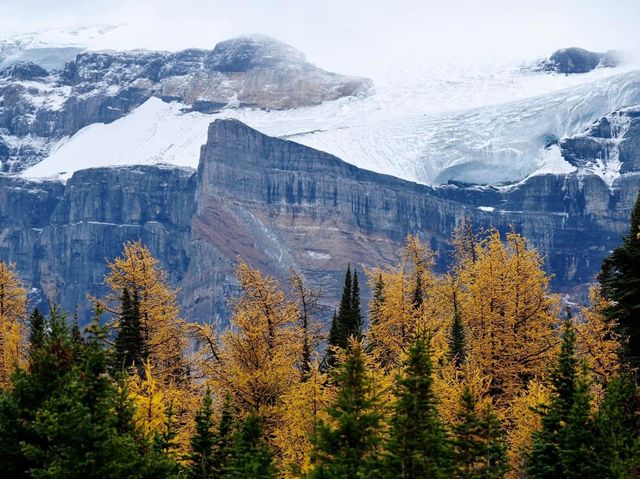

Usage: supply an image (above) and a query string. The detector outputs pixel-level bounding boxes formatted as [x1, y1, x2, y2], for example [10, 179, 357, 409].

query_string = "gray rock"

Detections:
[0, 119, 636, 326]
[542, 47, 622, 74]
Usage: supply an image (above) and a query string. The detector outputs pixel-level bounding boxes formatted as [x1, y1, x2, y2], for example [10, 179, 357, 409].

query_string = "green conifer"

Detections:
[599, 190, 640, 368]
[223, 414, 275, 479]
[452, 387, 508, 479]
[385, 338, 452, 479]
[310, 342, 383, 478]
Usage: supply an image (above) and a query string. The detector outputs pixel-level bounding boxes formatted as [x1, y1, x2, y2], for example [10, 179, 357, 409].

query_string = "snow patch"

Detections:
[21, 97, 210, 181]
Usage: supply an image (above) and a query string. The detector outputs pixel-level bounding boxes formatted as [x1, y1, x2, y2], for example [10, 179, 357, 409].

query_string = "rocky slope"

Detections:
[1, 116, 638, 325]
[0, 35, 371, 172]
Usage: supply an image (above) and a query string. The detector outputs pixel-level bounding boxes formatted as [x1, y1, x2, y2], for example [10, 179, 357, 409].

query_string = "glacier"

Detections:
[22, 63, 640, 186]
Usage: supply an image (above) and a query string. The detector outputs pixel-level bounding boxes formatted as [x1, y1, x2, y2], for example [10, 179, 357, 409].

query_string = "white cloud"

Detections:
[1, 0, 638, 75]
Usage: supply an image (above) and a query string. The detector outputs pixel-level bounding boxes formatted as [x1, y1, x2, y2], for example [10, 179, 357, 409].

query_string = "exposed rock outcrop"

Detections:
[1, 119, 637, 326]
[541, 47, 622, 74]
[0, 35, 371, 172]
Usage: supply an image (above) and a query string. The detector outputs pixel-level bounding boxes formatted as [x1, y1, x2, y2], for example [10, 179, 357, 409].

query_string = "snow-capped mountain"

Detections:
[2, 27, 640, 188]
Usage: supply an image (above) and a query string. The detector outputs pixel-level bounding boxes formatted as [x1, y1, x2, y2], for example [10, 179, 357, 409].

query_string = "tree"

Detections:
[100, 241, 189, 384]
[384, 338, 452, 479]
[0, 261, 27, 389]
[113, 288, 145, 373]
[223, 414, 276, 479]
[188, 389, 216, 478]
[527, 322, 596, 479]
[449, 308, 466, 368]
[211, 394, 235, 478]
[28, 308, 46, 354]
[452, 387, 508, 479]
[309, 342, 383, 478]
[459, 231, 559, 404]
[599, 190, 640, 368]
[593, 374, 640, 478]
[212, 263, 300, 435]
[0, 309, 178, 479]
[327, 265, 364, 364]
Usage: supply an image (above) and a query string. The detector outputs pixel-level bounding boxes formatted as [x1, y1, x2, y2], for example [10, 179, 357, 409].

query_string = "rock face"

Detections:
[0, 35, 371, 172]
[560, 106, 640, 176]
[541, 47, 621, 74]
[1, 119, 638, 326]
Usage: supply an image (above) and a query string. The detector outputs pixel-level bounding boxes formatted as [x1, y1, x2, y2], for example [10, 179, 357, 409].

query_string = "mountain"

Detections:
[1, 116, 638, 324]
[0, 34, 370, 172]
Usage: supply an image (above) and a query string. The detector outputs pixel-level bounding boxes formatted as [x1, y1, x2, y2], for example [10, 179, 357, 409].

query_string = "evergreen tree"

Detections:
[223, 413, 275, 479]
[0, 309, 178, 479]
[326, 266, 363, 368]
[527, 321, 597, 479]
[189, 389, 216, 478]
[384, 338, 452, 479]
[113, 288, 145, 373]
[449, 308, 466, 368]
[593, 374, 640, 478]
[599, 190, 640, 368]
[350, 270, 363, 341]
[452, 387, 508, 479]
[28, 307, 46, 353]
[211, 394, 234, 478]
[310, 342, 383, 478]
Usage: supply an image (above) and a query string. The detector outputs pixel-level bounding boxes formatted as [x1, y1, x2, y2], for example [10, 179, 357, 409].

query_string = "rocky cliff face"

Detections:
[0, 119, 638, 325]
[0, 35, 371, 172]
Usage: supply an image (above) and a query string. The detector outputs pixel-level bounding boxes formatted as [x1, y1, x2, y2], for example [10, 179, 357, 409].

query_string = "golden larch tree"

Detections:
[0, 261, 27, 388]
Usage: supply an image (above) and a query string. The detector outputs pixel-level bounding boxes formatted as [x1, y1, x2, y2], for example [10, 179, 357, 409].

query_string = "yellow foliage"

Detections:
[273, 363, 334, 477]
[102, 241, 190, 384]
[127, 361, 197, 460]
[0, 261, 27, 388]
[574, 285, 620, 384]
[367, 235, 437, 370]
[505, 379, 549, 478]
[212, 263, 302, 436]
[458, 231, 560, 405]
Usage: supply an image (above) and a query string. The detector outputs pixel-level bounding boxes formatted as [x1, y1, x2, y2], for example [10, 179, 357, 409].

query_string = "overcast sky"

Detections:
[1, 0, 638, 75]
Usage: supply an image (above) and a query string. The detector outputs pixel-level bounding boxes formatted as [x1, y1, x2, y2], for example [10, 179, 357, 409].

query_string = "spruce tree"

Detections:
[189, 389, 216, 478]
[336, 264, 353, 348]
[384, 338, 452, 479]
[527, 321, 596, 478]
[350, 269, 363, 341]
[452, 387, 508, 479]
[310, 342, 383, 478]
[599, 190, 640, 368]
[325, 312, 340, 369]
[593, 374, 640, 477]
[211, 394, 234, 478]
[223, 413, 275, 479]
[449, 308, 466, 368]
[28, 307, 46, 353]
[114, 288, 145, 373]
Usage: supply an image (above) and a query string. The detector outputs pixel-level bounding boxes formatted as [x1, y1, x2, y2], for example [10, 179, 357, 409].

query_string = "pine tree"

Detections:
[223, 413, 275, 479]
[449, 308, 466, 368]
[113, 288, 145, 373]
[593, 374, 640, 478]
[527, 321, 596, 478]
[337, 265, 353, 347]
[325, 312, 339, 369]
[599, 191, 640, 369]
[189, 389, 216, 478]
[384, 338, 452, 479]
[452, 387, 508, 479]
[310, 342, 383, 478]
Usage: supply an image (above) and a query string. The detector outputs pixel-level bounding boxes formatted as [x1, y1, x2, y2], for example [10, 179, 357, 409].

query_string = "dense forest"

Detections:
[1, 194, 640, 479]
